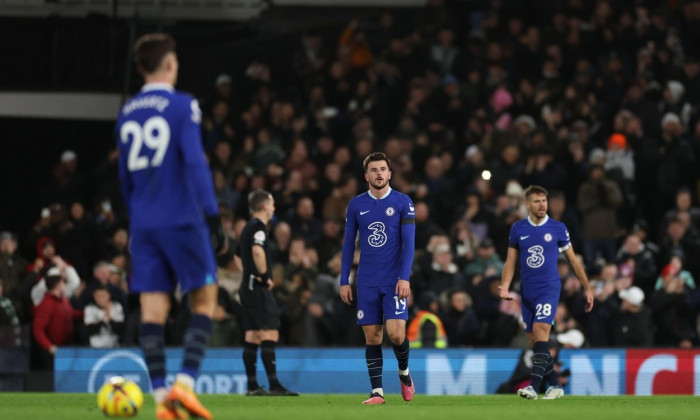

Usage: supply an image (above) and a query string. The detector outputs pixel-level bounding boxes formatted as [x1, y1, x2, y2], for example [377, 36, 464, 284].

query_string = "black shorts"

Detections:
[239, 286, 280, 331]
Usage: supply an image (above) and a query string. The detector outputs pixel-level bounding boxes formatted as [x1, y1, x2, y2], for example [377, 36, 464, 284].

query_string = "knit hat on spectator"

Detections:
[607, 133, 627, 150]
[490, 86, 513, 113]
[618, 286, 645, 306]
[660, 264, 679, 278]
[661, 112, 681, 129]
[215, 73, 232, 86]
[556, 329, 585, 348]
[60, 150, 77, 163]
[0, 231, 15, 242]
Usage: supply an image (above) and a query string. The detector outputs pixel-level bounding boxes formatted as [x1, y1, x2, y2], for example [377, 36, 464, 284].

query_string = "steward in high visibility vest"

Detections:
[406, 310, 447, 348]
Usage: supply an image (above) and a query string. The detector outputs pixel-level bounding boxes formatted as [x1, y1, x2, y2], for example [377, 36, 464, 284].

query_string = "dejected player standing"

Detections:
[117, 33, 226, 419]
[499, 185, 594, 400]
[340, 152, 416, 404]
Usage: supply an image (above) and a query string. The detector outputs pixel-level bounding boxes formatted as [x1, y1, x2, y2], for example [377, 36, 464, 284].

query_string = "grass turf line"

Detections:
[0, 394, 696, 419]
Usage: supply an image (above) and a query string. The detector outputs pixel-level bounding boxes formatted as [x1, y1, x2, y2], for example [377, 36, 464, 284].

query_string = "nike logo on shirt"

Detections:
[395, 311, 405, 315]
[520, 235, 529, 240]
[360, 210, 370, 215]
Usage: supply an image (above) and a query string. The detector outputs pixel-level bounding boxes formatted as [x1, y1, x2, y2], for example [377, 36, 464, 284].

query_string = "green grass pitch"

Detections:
[0, 393, 697, 419]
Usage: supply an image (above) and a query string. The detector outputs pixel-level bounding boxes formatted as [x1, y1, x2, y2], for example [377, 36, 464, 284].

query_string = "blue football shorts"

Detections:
[356, 284, 408, 325]
[129, 225, 217, 294]
[520, 280, 561, 332]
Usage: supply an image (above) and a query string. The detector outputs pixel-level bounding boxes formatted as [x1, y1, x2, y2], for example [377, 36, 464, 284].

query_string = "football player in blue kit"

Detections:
[116, 33, 226, 419]
[499, 185, 594, 400]
[340, 152, 416, 404]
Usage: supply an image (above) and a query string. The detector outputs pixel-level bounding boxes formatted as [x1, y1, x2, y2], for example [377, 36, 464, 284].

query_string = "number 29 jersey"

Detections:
[116, 83, 218, 230]
[508, 215, 571, 284]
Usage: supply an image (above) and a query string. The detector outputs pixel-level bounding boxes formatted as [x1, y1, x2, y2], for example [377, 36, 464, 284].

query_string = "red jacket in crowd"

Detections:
[32, 293, 83, 351]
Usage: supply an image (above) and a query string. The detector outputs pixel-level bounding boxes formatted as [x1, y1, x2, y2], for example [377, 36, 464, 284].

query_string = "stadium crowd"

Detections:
[3, 0, 700, 369]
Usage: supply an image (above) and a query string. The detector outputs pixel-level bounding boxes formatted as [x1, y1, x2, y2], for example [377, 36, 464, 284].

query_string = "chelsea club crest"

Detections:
[385, 207, 395, 216]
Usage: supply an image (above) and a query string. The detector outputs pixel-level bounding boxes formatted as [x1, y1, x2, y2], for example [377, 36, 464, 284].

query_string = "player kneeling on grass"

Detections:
[499, 185, 594, 400]
[340, 152, 416, 404]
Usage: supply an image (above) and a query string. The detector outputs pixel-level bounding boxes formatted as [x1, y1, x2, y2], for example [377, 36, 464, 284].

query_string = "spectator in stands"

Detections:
[616, 234, 658, 298]
[407, 291, 447, 348]
[578, 164, 623, 267]
[413, 201, 443, 252]
[288, 197, 323, 247]
[84, 285, 124, 348]
[32, 268, 83, 369]
[0, 232, 27, 301]
[75, 261, 127, 312]
[441, 289, 479, 347]
[463, 238, 504, 298]
[651, 262, 696, 348]
[30, 253, 82, 308]
[414, 243, 465, 298]
[0, 280, 22, 348]
[612, 286, 653, 347]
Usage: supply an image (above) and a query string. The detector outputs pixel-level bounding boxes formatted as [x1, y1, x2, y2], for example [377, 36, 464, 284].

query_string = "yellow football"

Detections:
[96, 376, 144, 417]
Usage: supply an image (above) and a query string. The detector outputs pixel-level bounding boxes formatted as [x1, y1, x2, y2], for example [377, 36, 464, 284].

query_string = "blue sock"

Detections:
[544, 355, 560, 388]
[140, 323, 166, 390]
[181, 314, 212, 379]
[366, 344, 383, 390]
[393, 338, 410, 371]
[530, 341, 549, 392]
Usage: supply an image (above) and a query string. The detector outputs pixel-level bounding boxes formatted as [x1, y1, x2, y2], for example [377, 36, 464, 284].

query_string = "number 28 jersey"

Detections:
[116, 83, 218, 230]
[508, 215, 571, 285]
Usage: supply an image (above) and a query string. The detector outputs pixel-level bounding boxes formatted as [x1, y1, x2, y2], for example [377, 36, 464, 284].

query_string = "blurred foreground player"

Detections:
[340, 152, 416, 404]
[117, 33, 227, 419]
[499, 185, 594, 400]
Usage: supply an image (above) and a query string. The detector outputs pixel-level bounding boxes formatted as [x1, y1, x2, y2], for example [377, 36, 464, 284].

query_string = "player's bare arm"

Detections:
[499, 247, 518, 300]
[563, 246, 594, 312]
[252, 244, 273, 290]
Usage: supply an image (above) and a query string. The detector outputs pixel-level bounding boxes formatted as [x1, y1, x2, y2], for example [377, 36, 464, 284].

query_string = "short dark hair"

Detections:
[133, 33, 176, 75]
[248, 189, 272, 213]
[524, 185, 548, 199]
[362, 152, 391, 172]
[45, 274, 62, 291]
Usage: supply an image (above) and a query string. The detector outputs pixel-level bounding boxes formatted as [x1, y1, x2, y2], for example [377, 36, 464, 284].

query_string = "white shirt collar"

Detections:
[141, 83, 175, 92]
[527, 214, 549, 226]
[367, 187, 392, 200]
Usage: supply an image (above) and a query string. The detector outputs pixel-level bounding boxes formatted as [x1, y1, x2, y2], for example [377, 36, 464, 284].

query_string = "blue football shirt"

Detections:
[508, 215, 570, 284]
[340, 188, 415, 287]
[116, 83, 219, 230]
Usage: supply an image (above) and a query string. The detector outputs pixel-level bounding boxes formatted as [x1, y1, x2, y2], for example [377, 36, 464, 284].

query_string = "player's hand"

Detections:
[584, 287, 595, 313]
[498, 285, 513, 300]
[396, 279, 410, 300]
[340, 285, 353, 305]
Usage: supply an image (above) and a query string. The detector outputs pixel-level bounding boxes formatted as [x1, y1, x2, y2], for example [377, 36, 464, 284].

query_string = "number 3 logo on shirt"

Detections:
[526, 245, 545, 268]
[367, 222, 387, 247]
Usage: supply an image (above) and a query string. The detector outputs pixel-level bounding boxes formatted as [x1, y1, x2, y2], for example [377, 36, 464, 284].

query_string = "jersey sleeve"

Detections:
[179, 97, 219, 217]
[558, 224, 571, 253]
[252, 229, 267, 248]
[508, 223, 519, 249]
[398, 196, 416, 280]
[340, 200, 358, 286]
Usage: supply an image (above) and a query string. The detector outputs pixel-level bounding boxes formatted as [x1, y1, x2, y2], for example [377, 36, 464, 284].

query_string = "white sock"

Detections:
[175, 373, 195, 389]
[372, 388, 384, 397]
[153, 387, 168, 404]
[398, 367, 410, 376]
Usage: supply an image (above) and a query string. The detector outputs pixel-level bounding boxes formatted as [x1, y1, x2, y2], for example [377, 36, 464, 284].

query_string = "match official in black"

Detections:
[239, 189, 298, 396]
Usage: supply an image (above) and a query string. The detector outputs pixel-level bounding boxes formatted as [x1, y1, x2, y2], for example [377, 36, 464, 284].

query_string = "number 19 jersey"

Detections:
[116, 83, 219, 230]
